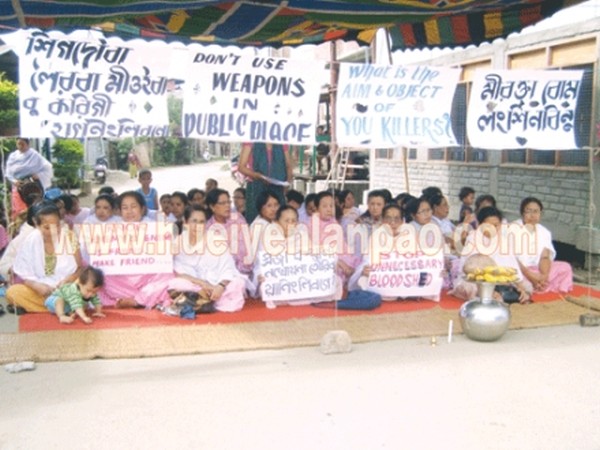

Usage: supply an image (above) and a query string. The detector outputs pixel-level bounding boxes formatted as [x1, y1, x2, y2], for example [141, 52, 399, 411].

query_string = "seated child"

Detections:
[159, 193, 175, 222]
[45, 266, 105, 324]
[285, 189, 305, 210]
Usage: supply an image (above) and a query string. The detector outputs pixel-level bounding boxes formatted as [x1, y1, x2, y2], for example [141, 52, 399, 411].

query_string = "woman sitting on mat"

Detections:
[95, 191, 174, 309]
[355, 189, 386, 236]
[250, 189, 280, 230]
[514, 197, 573, 293]
[168, 205, 245, 312]
[451, 206, 533, 304]
[6, 202, 82, 313]
[84, 194, 121, 225]
[205, 188, 251, 275]
[0, 202, 38, 283]
[405, 195, 434, 233]
[253, 205, 340, 308]
[349, 203, 404, 297]
[250, 189, 281, 252]
[309, 190, 358, 290]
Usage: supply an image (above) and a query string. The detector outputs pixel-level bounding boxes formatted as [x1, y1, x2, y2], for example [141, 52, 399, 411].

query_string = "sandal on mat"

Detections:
[6, 304, 26, 315]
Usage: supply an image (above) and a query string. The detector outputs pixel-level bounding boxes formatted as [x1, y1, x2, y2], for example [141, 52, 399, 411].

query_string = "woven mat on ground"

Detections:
[0, 287, 594, 363]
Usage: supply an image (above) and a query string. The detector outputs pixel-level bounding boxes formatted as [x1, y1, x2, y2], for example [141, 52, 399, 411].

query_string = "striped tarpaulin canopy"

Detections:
[0, 0, 585, 50]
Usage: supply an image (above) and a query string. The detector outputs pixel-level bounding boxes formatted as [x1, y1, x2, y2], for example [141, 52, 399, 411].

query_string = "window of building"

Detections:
[468, 148, 488, 163]
[375, 148, 391, 159]
[429, 148, 445, 160]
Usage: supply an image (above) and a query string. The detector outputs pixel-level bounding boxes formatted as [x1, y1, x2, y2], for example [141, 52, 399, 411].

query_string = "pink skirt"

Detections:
[99, 273, 175, 308]
[528, 262, 573, 293]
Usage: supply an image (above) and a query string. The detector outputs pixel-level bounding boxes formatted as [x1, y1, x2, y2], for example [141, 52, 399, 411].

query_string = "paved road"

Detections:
[1, 325, 599, 449]
[82, 159, 240, 207]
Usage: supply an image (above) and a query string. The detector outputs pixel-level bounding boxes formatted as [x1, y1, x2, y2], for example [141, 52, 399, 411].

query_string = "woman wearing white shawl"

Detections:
[450, 206, 533, 303]
[514, 197, 572, 293]
[0, 203, 37, 281]
[167, 205, 245, 312]
[6, 202, 82, 312]
[5, 138, 53, 218]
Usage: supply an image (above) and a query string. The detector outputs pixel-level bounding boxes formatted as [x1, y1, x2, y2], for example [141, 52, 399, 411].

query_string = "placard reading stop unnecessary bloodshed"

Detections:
[366, 251, 444, 300]
[182, 52, 323, 145]
[258, 251, 337, 302]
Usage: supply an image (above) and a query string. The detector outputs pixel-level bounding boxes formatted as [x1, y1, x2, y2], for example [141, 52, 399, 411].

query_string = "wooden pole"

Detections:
[383, 28, 411, 193]
[402, 147, 410, 193]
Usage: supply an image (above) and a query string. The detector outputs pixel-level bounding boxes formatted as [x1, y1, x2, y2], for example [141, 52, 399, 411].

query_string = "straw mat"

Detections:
[0, 297, 589, 364]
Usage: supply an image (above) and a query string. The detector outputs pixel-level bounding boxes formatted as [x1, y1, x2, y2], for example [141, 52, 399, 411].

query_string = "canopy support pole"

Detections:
[329, 40, 338, 188]
[383, 28, 411, 193]
[11, 0, 26, 28]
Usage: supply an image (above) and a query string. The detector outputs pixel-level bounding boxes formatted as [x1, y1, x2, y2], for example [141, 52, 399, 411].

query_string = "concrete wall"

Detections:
[371, 159, 590, 245]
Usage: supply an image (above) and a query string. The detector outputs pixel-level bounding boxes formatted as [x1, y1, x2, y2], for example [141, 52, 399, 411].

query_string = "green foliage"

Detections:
[168, 95, 183, 136]
[0, 73, 19, 136]
[153, 137, 179, 166]
[0, 138, 17, 156]
[116, 137, 134, 170]
[52, 139, 84, 189]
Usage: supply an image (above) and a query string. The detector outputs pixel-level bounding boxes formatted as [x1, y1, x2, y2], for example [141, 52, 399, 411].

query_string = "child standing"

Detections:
[128, 151, 141, 178]
[136, 169, 159, 211]
[458, 186, 475, 223]
[45, 266, 105, 324]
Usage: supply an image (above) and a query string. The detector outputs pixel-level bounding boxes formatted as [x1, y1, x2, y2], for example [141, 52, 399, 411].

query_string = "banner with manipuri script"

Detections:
[336, 63, 461, 148]
[181, 52, 324, 145]
[466, 69, 583, 150]
[3, 29, 171, 138]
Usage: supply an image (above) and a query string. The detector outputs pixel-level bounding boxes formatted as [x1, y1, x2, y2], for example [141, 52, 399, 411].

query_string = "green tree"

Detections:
[52, 139, 84, 189]
[153, 137, 177, 166]
[0, 73, 19, 136]
[168, 95, 183, 136]
[116, 137, 134, 170]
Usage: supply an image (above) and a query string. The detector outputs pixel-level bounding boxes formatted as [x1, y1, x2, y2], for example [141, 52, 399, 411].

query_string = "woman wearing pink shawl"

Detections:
[95, 191, 174, 309]
[205, 188, 252, 275]
[5, 138, 53, 219]
[308, 191, 359, 291]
